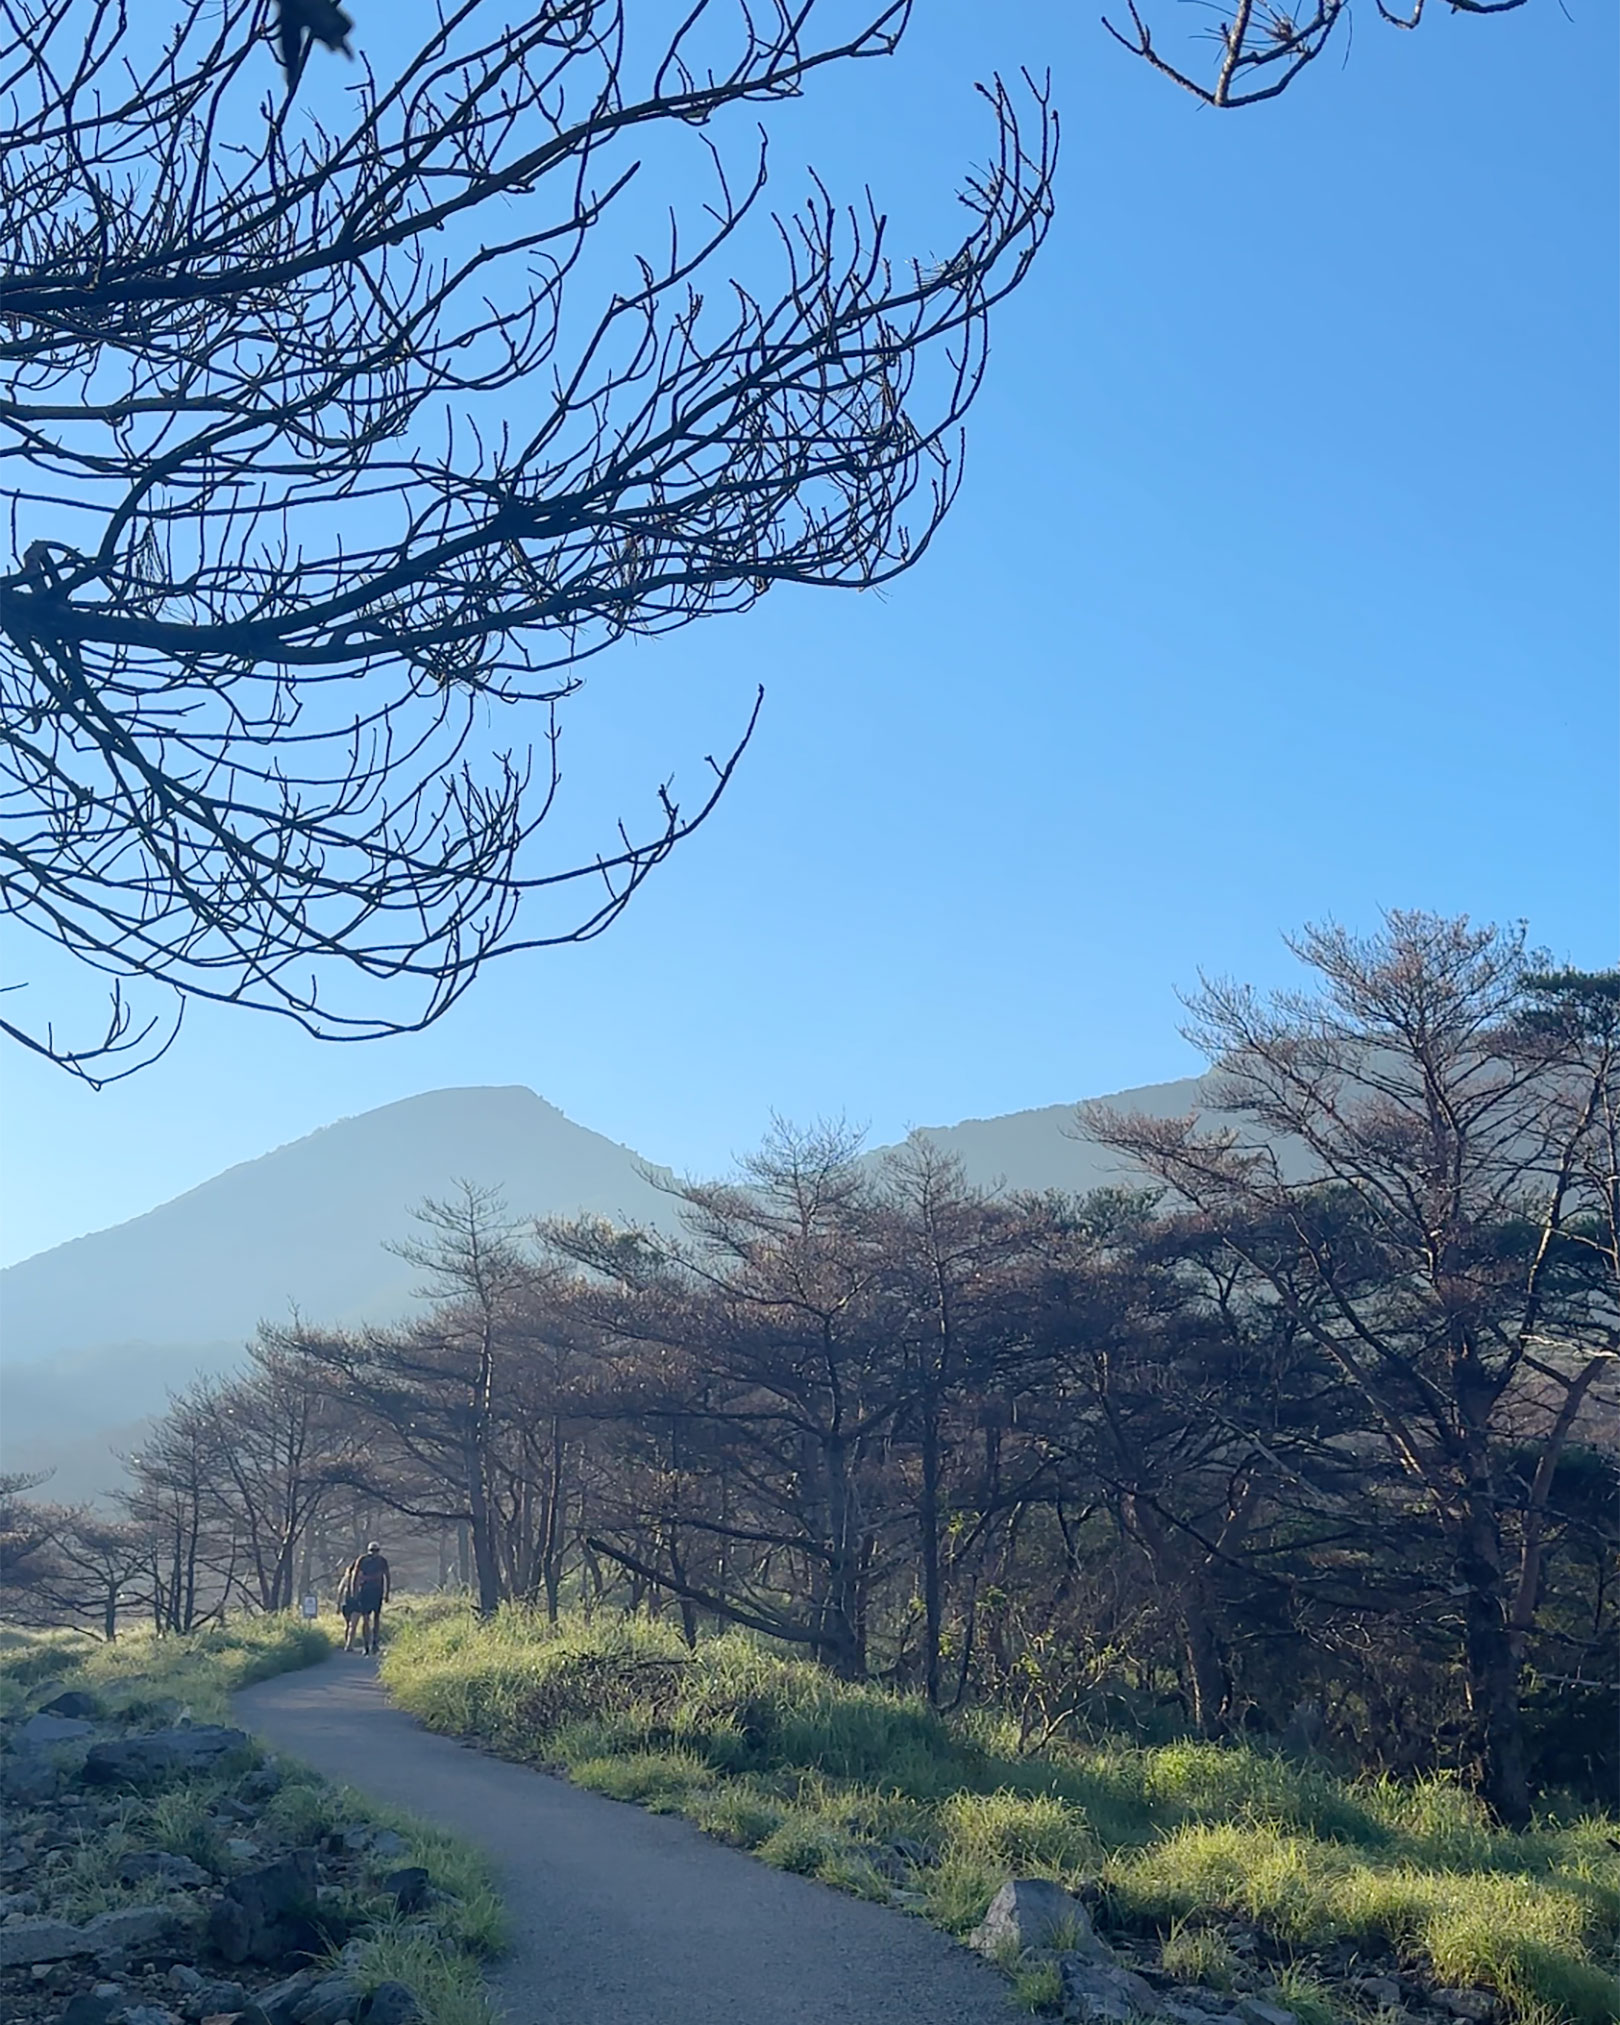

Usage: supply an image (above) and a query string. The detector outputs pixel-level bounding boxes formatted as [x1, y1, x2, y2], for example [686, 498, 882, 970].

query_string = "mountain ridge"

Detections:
[0, 1075, 1212, 1493]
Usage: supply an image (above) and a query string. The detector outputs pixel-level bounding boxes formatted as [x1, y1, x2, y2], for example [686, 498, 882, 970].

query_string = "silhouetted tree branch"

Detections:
[1103, 0, 1531, 110]
[0, 0, 1055, 1078]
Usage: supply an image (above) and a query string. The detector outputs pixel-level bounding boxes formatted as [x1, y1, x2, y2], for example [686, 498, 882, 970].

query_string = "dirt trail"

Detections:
[236, 1656, 1016, 2025]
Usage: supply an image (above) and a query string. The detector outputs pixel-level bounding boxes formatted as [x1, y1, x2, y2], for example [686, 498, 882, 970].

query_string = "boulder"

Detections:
[40, 1691, 102, 1720]
[288, 1975, 365, 2025]
[358, 1986, 419, 2025]
[57, 1997, 120, 2025]
[1358, 1979, 1404, 2009]
[122, 1851, 214, 1890]
[890, 1836, 940, 1869]
[0, 1888, 42, 1915]
[19, 1712, 96, 1745]
[85, 1728, 249, 1788]
[971, 1879, 1106, 1958]
[380, 1867, 430, 1914]
[208, 1852, 321, 1966]
[1432, 1995, 1497, 2023]
[123, 2009, 181, 2025]
[254, 1971, 319, 2025]
[83, 1905, 176, 1953]
[0, 1918, 96, 1968]
[1161, 2001, 1241, 2025]
[1059, 1959, 1160, 2023]
[1235, 2001, 1298, 2025]
[365, 1831, 408, 1862]
[1, 1749, 62, 1806]
[188, 1982, 250, 2020]
[200, 2011, 272, 2025]
[168, 1966, 205, 1993]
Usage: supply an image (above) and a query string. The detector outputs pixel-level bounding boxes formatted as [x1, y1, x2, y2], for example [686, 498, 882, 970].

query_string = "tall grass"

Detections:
[382, 1602, 1620, 2025]
[0, 1615, 331, 1722]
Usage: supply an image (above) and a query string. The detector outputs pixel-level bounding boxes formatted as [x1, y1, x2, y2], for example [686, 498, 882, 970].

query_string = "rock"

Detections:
[1, 1750, 62, 1806]
[254, 1972, 318, 2025]
[0, 1918, 96, 1967]
[1359, 1979, 1404, 2009]
[0, 1888, 43, 1915]
[122, 1852, 214, 1890]
[40, 1691, 101, 1720]
[201, 2011, 272, 2025]
[890, 1836, 940, 1869]
[208, 1853, 321, 1966]
[169, 1965, 205, 1992]
[971, 1878, 1106, 1957]
[224, 1840, 263, 1862]
[1235, 2001, 1298, 2025]
[1059, 1958, 1159, 2023]
[288, 1974, 365, 2025]
[365, 1831, 408, 1862]
[83, 1905, 175, 1952]
[123, 2009, 181, 2025]
[188, 1983, 250, 2020]
[380, 1867, 430, 1914]
[213, 1800, 257, 1825]
[1432, 1994, 1497, 2023]
[84, 1728, 249, 1788]
[358, 1985, 418, 2025]
[19, 1713, 96, 1745]
[57, 1996, 120, 2025]
[1161, 2001, 1240, 2025]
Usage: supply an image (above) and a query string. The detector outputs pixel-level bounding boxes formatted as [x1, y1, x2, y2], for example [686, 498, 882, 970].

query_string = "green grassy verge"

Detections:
[0, 1619, 504, 2025]
[0, 1615, 332, 1724]
[381, 1604, 1620, 2025]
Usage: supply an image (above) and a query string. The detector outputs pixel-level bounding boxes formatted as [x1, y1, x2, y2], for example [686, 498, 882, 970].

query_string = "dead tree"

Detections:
[0, 0, 1055, 1078]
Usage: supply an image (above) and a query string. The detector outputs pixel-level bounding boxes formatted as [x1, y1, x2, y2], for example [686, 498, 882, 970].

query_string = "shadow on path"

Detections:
[237, 1655, 1016, 2025]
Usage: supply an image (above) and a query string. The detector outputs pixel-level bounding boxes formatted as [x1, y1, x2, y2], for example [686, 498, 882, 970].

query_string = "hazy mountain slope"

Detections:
[0, 1076, 1215, 1496]
[0, 1088, 681, 1490]
[2, 1086, 678, 1361]
[894, 1074, 1211, 1196]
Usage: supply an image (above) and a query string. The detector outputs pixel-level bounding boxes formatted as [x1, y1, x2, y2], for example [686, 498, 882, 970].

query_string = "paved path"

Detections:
[236, 1657, 1016, 2025]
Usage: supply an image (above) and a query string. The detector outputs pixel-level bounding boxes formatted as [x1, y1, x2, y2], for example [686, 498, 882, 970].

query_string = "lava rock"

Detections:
[84, 1728, 249, 1788]
[57, 1996, 121, 2025]
[208, 1852, 321, 1966]
[1235, 2000, 1299, 2025]
[188, 1982, 250, 2020]
[889, 1836, 940, 1869]
[19, 1712, 96, 1745]
[0, 1918, 97, 1968]
[40, 1691, 102, 1720]
[971, 1878, 1107, 1958]
[380, 1867, 430, 1914]
[1432, 1994, 1497, 2022]
[1, 1750, 62, 1806]
[1359, 1978, 1404, 2008]
[1059, 1958, 1160, 2023]
[288, 1975, 365, 2025]
[358, 1985, 418, 2025]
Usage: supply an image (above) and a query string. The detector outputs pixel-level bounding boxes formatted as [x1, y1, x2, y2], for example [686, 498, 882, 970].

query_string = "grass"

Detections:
[0, 1614, 332, 1723]
[0, 1617, 503, 2025]
[380, 1601, 1620, 2025]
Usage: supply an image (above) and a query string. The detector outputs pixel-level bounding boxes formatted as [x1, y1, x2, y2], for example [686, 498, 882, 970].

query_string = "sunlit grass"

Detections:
[381, 1602, 1620, 2025]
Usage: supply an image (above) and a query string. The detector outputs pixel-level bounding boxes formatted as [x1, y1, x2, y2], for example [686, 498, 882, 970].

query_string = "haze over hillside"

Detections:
[0, 1075, 1211, 1494]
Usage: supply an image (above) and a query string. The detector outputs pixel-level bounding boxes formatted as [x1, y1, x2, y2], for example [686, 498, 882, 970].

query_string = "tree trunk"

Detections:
[919, 1398, 943, 1706]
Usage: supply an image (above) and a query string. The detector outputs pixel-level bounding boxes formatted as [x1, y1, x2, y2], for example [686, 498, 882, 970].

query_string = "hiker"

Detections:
[339, 1541, 391, 1655]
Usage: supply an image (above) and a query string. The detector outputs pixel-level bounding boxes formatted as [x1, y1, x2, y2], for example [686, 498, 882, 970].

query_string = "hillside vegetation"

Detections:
[383, 1605, 1620, 2025]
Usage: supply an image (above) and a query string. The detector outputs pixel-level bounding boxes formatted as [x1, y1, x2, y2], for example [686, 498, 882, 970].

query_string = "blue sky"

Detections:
[2, 0, 1615, 1267]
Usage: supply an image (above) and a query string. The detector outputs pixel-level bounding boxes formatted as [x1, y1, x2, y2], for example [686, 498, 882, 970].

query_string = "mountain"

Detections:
[0, 1075, 1212, 1495]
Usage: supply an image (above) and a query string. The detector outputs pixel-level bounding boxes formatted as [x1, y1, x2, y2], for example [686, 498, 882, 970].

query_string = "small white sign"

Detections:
[301, 1593, 319, 1619]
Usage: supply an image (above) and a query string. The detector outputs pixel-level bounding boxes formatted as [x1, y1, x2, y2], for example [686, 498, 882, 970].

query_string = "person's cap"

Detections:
[367, 1541, 381, 1553]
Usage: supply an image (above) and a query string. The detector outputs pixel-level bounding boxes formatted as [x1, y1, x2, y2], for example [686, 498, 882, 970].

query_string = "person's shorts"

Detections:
[352, 1582, 385, 1616]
